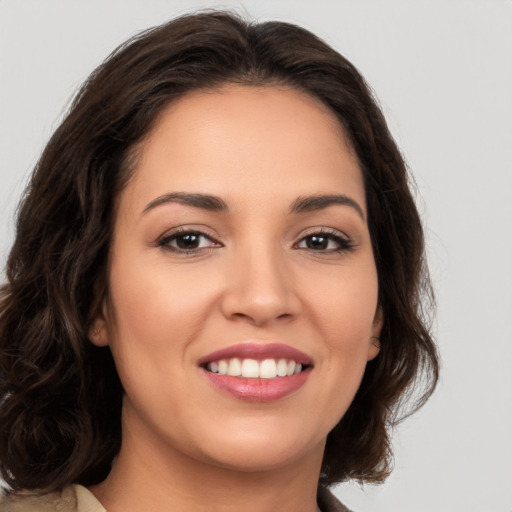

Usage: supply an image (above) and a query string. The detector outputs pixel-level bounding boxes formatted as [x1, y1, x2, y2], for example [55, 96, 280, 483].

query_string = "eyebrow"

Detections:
[143, 192, 365, 221]
[143, 192, 228, 214]
[290, 194, 365, 221]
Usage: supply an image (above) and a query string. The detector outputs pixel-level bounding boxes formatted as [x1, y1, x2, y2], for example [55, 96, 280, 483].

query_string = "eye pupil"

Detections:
[176, 234, 199, 249]
[308, 235, 328, 250]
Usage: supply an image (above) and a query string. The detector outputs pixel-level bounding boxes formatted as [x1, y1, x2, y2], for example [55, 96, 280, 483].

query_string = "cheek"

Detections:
[302, 260, 379, 411]
[308, 262, 379, 338]
[104, 262, 213, 415]
[105, 254, 225, 378]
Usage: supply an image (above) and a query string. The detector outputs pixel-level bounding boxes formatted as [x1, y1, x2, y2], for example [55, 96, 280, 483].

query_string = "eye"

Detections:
[158, 229, 221, 254]
[295, 230, 353, 253]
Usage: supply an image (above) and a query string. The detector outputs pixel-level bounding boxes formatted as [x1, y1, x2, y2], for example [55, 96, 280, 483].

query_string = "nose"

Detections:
[220, 243, 302, 327]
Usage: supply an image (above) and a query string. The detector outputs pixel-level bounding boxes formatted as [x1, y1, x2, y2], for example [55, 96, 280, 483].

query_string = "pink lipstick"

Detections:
[199, 343, 313, 402]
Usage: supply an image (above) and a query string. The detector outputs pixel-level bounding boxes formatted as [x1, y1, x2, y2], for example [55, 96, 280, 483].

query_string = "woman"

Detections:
[0, 11, 438, 512]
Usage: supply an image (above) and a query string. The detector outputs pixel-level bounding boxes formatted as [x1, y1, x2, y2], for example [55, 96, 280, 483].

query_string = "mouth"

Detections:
[202, 358, 310, 379]
[198, 343, 313, 401]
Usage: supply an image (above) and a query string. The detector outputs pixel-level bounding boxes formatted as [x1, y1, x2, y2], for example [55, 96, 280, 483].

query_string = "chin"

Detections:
[191, 426, 326, 473]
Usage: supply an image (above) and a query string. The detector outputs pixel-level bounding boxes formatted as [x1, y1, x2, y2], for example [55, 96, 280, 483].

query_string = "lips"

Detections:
[199, 343, 313, 402]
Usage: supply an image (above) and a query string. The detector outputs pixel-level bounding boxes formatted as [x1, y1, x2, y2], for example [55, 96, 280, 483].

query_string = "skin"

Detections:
[89, 85, 382, 512]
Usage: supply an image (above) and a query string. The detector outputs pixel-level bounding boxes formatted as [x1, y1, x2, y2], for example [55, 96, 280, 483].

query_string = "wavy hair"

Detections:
[0, 10, 439, 492]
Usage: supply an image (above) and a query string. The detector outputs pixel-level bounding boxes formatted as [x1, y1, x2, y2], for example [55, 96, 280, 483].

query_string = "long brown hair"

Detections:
[0, 10, 439, 492]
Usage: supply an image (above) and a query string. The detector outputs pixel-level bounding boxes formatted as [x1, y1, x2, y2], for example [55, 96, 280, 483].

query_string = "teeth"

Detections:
[276, 358, 288, 377]
[241, 358, 259, 378]
[206, 358, 305, 378]
[260, 359, 277, 379]
[227, 358, 242, 376]
[218, 360, 228, 375]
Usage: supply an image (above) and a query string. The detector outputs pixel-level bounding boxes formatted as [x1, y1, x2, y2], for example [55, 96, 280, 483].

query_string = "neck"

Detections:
[89, 413, 325, 512]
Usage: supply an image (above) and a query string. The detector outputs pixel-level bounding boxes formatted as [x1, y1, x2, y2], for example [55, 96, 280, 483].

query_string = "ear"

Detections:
[367, 306, 383, 361]
[88, 307, 110, 347]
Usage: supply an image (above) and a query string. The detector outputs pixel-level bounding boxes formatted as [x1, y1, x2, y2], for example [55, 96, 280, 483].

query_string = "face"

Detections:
[90, 85, 381, 475]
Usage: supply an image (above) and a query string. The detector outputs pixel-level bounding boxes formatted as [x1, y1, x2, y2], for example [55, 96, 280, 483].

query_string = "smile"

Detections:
[199, 343, 313, 401]
[205, 358, 304, 378]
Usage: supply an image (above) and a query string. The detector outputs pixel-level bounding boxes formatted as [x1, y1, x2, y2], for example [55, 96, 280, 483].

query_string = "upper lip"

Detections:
[198, 343, 313, 366]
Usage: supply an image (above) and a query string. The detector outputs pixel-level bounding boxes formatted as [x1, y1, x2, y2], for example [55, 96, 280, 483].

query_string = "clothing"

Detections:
[0, 484, 352, 512]
[0, 485, 104, 512]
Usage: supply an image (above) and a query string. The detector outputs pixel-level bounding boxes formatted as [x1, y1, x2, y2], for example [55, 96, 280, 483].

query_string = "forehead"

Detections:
[122, 85, 365, 215]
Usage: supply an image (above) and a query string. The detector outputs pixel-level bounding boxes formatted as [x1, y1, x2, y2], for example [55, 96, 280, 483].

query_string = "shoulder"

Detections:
[317, 485, 354, 512]
[0, 485, 105, 512]
[0, 484, 348, 512]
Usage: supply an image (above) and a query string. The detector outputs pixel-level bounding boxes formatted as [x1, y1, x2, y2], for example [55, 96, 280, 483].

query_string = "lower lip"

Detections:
[201, 368, 312, 402]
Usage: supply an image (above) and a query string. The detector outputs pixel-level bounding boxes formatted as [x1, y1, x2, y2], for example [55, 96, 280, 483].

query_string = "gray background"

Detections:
[1, 1, 511, 510]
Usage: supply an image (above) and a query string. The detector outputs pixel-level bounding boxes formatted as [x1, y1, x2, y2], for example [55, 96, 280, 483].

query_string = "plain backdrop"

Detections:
[1, 1, 511, 510]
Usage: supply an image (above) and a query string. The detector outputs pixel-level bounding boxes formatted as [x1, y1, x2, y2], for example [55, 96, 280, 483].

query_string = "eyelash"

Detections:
[157, 228, 354, 255]
[157, 228, 221, 254]
[294, 229, 354, 254]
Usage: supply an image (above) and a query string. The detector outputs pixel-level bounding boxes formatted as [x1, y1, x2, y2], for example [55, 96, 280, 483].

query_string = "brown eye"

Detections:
[175, 233, 201, 249]
[158, 230, 221, 253]
[304, 235, 329, 250]
[296, 231, 353, 253]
